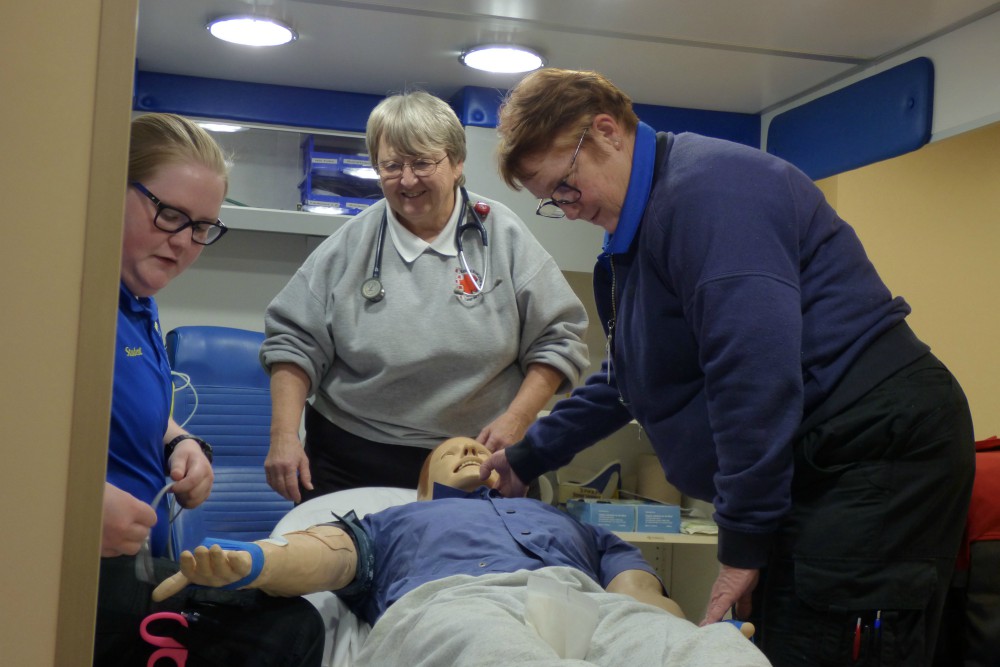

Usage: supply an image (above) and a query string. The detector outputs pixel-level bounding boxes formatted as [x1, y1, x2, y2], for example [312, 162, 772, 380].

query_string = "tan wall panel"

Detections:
[0, 1, 137, 664]
[818, 122, 1000, 438]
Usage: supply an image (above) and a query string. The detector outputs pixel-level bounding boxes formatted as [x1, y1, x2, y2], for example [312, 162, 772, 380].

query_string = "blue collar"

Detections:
[430, 483, 500, 500]
[119, 281, 155, 316]
[603, 121, 656, 255]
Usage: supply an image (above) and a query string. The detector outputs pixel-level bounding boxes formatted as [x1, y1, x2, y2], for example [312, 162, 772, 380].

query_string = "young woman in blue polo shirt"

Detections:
[95, 113, 323, 667]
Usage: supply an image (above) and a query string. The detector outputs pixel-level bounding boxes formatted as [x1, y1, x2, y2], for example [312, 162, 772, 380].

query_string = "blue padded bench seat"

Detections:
[165, 326, 293, 554]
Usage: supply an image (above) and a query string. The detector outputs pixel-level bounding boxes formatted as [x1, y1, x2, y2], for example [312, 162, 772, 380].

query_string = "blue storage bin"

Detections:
[300, 135, 380, 215]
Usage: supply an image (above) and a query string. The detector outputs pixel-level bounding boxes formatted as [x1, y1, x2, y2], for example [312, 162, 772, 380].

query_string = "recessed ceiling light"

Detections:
[197, 121, 247, 133]
[207, 16, 297, 47]
[459, 45, 545, 74]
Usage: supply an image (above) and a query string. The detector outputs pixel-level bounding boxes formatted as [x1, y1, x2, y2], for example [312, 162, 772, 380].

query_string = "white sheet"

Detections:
[270, 487, 417, 667]
[356, 567, 772, 667]
[272, 490, 770, 667]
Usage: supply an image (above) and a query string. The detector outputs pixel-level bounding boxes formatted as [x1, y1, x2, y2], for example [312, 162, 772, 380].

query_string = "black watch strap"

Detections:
[165, 434, 214, 463]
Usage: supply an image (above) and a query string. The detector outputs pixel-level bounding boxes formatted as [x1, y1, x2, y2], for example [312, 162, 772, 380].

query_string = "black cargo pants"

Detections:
[751, 353, 975, 666]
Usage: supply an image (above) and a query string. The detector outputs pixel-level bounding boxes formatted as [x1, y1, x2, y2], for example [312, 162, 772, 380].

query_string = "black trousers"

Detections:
[94, 556, 325, 667]
[301, 403, 430, 500]
[751, 354, 975, 667]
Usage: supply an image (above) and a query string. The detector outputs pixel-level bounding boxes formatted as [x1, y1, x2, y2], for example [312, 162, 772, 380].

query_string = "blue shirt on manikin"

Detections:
[345, 485, 656, 626]
[106, 282, 173, 555]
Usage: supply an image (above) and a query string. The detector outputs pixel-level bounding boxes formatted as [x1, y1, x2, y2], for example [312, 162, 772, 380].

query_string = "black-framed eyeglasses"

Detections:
[129, 182, 228, 246]
[375, 155, 448, 180]
[535, 128, 588, 218]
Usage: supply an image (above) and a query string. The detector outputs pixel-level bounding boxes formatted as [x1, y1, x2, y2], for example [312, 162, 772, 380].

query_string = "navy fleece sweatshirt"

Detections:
[508, 124, 918, 568]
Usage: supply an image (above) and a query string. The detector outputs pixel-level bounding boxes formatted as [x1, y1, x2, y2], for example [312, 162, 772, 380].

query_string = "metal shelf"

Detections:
[221, 204, 351, 237]
[615, 531, 718, 545]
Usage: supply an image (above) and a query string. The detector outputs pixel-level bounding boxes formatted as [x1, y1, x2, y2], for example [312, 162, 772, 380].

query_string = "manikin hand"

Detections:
[265, 432, 313, 503]
[700, 565, 760, 626]
[101, 482, 158, 557]
[477, 410, 532, 452]
[480, 448, 529, 498]
[167, 439, 214, 509]
[152, 526, 358, 603]
[153, 544, 254, 601]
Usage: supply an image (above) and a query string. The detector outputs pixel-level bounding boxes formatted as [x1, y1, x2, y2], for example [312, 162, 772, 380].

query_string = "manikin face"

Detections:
[376, 137, 464, 235]
[121, 161, 226, 297]
[420, 437, 499, 500]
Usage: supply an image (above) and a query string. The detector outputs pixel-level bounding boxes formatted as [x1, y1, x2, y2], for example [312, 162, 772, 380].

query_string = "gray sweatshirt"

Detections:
[260, 190, 589, 447]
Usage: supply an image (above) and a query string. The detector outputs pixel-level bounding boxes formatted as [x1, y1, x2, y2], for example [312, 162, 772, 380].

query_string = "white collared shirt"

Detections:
[384, 188, 461, 263]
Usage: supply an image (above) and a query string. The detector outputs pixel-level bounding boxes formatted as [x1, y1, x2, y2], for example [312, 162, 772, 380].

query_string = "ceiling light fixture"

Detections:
[207, 15, 297, 47]
[459, 45, 545, 74]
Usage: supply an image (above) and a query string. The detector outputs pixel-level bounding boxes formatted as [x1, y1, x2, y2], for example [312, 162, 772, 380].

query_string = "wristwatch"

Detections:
[165, 434, 214, 464]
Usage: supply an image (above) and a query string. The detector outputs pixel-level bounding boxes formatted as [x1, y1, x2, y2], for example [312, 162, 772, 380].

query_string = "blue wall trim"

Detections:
[634, 103, 760, 148]
[766, 57, 934, 180]
[136, 64, 933, 178]
[134, 71, 383, 133]
[136, 72, 760, 147]
[448, 85, 759, 146]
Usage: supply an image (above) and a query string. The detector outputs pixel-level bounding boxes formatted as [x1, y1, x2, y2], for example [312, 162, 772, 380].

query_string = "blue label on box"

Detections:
[567, 499, 635, 532]
[567, 499, 681, 533]
[636, 504, 681, 533]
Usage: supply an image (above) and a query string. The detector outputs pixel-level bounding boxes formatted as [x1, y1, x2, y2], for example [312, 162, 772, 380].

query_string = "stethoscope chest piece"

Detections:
[360, 277, 385, 303]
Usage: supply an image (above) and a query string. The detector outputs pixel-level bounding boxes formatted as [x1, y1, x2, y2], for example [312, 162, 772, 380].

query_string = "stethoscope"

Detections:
[360, 186, 494, 302]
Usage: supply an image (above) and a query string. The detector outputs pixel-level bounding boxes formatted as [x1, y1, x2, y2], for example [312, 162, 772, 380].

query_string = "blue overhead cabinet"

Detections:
[299, 135, 382, 215]
[767, 57, 935, 180]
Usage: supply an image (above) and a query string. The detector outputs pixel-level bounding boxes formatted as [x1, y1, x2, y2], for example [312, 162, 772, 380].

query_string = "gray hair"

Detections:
[366, 90, 467, 186]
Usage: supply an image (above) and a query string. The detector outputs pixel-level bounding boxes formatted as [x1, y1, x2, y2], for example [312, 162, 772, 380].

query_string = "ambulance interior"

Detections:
[6, 1, 1000, 664]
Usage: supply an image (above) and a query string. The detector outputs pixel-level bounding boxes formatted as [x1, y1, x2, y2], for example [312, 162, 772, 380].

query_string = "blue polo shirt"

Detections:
[107, 282, 173, 555]
[347, 485, 657, 625]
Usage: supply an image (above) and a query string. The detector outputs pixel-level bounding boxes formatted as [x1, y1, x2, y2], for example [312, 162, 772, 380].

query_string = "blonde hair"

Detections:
[128, 113, 229, 193]
[497, 68, 639, 190]
[366, 90, 467, 187]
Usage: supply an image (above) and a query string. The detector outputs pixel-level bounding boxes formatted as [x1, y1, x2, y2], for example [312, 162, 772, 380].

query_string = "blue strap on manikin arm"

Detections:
[329, 510, 375, 601]
[198, 537, 266, 590]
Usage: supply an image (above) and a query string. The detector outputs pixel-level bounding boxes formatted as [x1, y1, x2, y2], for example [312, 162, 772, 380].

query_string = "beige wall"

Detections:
[816, 121, 1000, 439]
[1, 1, 137, 665]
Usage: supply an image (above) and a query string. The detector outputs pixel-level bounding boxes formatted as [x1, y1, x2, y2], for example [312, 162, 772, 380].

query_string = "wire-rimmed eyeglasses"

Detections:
[130, 182, 228, 246]
[375, 155, 448, 180]
[535, 128, 588, 218]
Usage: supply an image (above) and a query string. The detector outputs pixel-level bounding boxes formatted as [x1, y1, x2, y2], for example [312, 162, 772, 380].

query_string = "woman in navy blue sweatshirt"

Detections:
[483, 67, 975, 667]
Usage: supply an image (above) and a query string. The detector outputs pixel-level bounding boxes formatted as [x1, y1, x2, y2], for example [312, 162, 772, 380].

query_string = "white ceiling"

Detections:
[136, 0, 1000, 115]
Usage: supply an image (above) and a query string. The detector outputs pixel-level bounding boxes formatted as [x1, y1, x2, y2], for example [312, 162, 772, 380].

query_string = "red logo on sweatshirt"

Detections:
[455, 268, 480, 295]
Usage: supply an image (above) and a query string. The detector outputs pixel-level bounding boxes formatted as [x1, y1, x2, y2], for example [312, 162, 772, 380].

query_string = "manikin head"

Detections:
[416, 437, 500, 501]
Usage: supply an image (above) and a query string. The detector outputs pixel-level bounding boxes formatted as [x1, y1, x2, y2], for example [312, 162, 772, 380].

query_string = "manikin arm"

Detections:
[606, 569, 685, 618]
[606, 569, 755, 639]
[152, 524, 357, 602]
